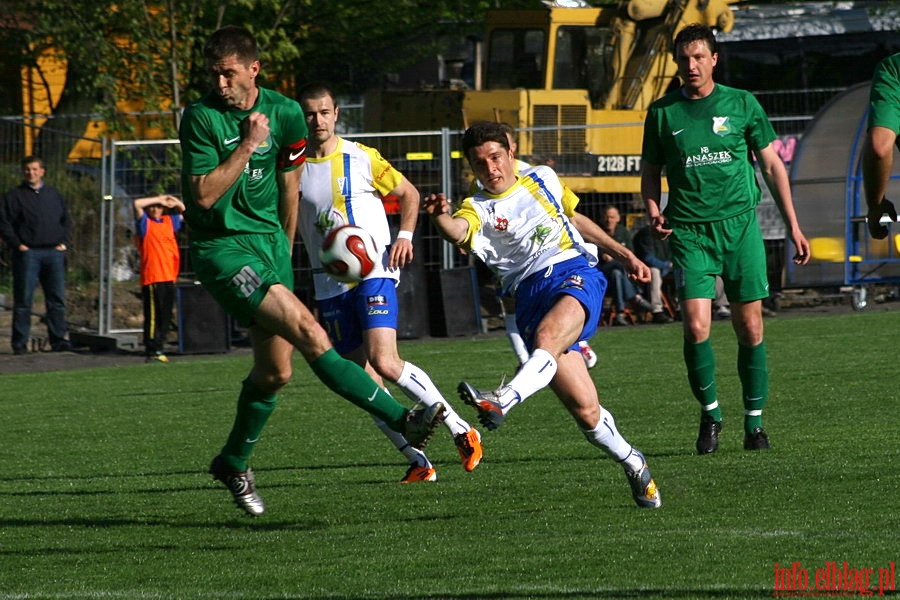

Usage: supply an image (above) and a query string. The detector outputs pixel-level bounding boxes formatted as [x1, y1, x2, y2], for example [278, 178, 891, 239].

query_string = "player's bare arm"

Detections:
[641, 163, 672, 239]
[423, 192, 469, 245]
[755, 144, 811, 265]
[570, 211, 651, 282]
[278, 166, 302, 250]
[389, 177, 420, 270]
[191, 112, 270, 209]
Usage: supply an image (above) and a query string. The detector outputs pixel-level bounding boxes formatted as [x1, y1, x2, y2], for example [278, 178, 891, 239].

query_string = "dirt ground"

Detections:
[0, 328, 252, 375]
[0, 293, 252, 374]
[2, 287, 893, 375]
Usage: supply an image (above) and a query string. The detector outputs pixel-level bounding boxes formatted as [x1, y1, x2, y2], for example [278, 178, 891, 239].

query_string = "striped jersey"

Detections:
[299, 137, 404, 300]
[455, 165, 598, 295]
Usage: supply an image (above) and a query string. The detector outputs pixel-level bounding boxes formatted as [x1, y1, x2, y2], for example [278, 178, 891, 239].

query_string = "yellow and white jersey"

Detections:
[455, 165, 598, 295]
[299, 137, 404, 300]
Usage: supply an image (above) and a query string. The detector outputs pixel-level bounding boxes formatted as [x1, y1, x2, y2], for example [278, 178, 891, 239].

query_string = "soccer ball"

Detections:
[319, 225, 379, 283]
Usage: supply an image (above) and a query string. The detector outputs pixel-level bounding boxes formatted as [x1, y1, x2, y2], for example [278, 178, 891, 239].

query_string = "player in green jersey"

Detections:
[640, 23, 811, 454]
[180, 26, 444, 516]
[862, 52, 900, 240]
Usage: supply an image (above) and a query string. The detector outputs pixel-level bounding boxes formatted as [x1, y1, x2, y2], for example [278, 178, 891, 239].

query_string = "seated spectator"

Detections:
[599, 205, 652, 325]
[632, 223, 675, 324]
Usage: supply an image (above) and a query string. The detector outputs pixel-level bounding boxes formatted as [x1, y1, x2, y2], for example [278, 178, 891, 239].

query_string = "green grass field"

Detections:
[2, 309, 898, 599]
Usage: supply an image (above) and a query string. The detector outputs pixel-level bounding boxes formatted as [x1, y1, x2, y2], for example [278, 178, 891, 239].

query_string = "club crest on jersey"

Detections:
[561, 274, 585, 290]
[530, 224, 552, 245]
[494, 217, 509, 231]
[253, 134, 273, 155]
[315, 209, 347, 235]
[712, 116, 730, 136]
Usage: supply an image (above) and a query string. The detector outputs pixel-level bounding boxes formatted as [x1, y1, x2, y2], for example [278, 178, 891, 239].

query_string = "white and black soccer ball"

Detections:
[319, 225, 378, 283]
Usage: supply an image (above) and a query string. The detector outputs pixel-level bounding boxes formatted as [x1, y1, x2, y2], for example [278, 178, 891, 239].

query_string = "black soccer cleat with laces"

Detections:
[696, 415, 722, 454]
[743, 427, 772, 451]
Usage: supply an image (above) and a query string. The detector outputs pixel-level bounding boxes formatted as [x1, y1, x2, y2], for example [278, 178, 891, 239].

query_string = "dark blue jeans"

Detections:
[12, 248, 68, 350]
[600, 261, 639, 311]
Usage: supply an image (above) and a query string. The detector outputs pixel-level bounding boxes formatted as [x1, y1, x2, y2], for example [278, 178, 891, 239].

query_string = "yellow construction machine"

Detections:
[364, 0, 739, 197]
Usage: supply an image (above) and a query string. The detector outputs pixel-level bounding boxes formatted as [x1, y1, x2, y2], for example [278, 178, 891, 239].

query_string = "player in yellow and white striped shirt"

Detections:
[425, 121, 661, 508]
[298, 83, 482, 483]
[469, 123, 597, 369]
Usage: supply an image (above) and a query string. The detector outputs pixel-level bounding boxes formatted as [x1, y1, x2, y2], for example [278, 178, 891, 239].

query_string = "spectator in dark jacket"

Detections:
[0, 156, 72, 354]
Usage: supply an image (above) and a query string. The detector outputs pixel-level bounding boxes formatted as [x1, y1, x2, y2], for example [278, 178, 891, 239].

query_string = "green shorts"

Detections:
[669, 209, 769, 303]
[189, 231, 294, 325]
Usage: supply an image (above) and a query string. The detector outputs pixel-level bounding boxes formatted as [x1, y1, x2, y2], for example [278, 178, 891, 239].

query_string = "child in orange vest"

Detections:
[133, 194, 185, 362]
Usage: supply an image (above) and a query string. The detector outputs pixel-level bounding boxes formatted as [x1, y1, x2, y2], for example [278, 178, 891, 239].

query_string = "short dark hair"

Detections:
[498, 122, 515, 137]
[673, 23, 717, 58]
[298, 82, 337, 106]
[462, 121, 510, 161]
[204, 25, 259, 65]
[21, 155, 43, 169]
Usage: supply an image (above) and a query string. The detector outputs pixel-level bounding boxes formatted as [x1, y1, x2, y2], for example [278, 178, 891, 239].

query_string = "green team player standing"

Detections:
[640, 23, 811, 454]
[180, 25, 444, 516]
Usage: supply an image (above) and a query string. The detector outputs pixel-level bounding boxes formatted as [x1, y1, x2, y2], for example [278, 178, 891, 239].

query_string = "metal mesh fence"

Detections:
[0, 120, 103, 331]
[0, 86, 857, 340]
[99, 130, 470, 334]
[99, 140, 183, 334]
[754, 88, 849, 137]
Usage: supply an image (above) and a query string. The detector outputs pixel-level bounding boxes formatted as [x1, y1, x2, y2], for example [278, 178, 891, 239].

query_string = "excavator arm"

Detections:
[600, 0, 738, 110]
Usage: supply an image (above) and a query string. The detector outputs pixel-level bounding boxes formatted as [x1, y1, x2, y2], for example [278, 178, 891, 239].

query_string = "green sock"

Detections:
[684, 338, 721, 421]
[738, 342, 769, 434]
[222, 378, 278, 471]
[310, 349, 408, 432]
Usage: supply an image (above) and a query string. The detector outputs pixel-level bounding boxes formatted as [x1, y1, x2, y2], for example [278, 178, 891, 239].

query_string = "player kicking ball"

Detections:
[424, 121, 661, 508]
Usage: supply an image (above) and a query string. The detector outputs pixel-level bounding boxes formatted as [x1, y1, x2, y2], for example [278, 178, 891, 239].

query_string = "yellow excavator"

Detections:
[364, 0, 739, 198]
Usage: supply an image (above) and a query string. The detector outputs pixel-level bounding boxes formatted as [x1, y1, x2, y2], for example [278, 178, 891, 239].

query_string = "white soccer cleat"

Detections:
[458, 381, 509, 431]
[624, 450, 661, 509]
[578, 341, 598, 369]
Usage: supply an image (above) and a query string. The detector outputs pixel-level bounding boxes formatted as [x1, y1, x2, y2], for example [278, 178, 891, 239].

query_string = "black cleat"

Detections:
[743, 427, 772, 451]
[696, 415, 722, 454]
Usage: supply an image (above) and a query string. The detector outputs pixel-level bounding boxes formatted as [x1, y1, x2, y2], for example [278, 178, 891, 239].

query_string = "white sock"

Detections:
[498, 348, 557, 411]
[371, 415, 432, 467]
[504, 314, 530, 364]
[395, 361, 468, 436]
[581, 407, 642, 472]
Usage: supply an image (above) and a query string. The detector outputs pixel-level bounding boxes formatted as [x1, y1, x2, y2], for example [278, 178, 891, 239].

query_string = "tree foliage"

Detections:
[1, 0, 543, 147]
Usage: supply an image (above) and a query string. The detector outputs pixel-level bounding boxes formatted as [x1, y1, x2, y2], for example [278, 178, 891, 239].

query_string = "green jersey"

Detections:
[642, 84, 776, 223]
[868, 52, 900, 135]
[179, 86, 308, 240]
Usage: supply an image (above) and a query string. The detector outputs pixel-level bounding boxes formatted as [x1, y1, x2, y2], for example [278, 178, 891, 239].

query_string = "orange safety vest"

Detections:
[136, 215, 181, 286]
